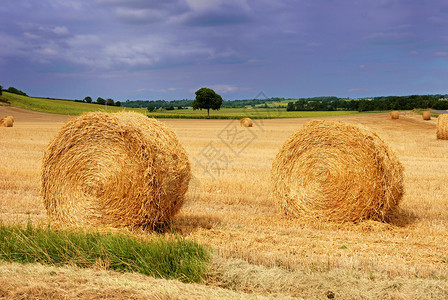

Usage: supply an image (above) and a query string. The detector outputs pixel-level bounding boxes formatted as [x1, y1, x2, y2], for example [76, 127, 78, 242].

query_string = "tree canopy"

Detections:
[96, 97, 105, 105]
[105, 98, 114, 106]
[192, 87, 223, 118]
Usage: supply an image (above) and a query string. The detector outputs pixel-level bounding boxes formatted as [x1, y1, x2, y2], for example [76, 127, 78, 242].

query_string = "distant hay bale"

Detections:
[41, 111, 191, 229]
[240, 118, 253, 127]
[0, 116, 14, 127]
[436, 114, 448, 140]
[422, 111, 431, 120]
[390, 111, 399, 119]
[271, 120, 404, 222]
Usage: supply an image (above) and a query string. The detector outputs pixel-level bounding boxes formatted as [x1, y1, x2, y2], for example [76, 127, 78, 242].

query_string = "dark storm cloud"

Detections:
[183, 2, 252, 26]
[1, 0, 448, 100]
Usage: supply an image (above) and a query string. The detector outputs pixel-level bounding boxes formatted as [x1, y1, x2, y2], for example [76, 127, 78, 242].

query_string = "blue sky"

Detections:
[1, 0, 448, 101]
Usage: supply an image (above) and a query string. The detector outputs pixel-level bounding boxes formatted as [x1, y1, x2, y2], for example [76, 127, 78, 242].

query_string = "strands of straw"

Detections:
[271, 120, 404, 222]
[436, 114, 448, 140]
[0, 116, 14, 127]
[240, 118, 253, 127]
[41, 112, 191, 229]
[390, 111, 399, 119]
[422, 111, 431, 120]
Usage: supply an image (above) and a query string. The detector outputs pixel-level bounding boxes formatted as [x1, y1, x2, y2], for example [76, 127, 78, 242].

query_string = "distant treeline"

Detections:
[74, 96, 121, 107]
[286, 95, 448, 112]
[121, 97, 289, 109]
[3, 85, 448, 112]
[222, 98, 287, 108]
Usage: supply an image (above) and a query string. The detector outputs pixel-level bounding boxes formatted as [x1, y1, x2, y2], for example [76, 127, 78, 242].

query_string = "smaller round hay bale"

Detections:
[422, 111, 431, 120]
[390, 111, 399, 119]
[240, 118, 253, 127]
[271, 120, 404, 222]
[0, 116, 14, 127]
[41, 112, 191, 229]
[436, 114, 448, 140]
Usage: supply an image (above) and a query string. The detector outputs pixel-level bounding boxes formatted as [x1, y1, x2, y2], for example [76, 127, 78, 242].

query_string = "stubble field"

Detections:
[0, 106, 447, 299]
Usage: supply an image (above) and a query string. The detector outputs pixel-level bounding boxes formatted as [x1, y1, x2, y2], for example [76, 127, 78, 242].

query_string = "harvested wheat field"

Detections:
[1, 107, 448, 299]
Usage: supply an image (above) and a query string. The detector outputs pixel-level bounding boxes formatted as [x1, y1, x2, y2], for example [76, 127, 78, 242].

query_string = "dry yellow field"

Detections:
[1, 106, 448, 299]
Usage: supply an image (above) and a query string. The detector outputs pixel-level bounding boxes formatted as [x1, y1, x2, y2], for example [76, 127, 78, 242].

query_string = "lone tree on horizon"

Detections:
[192, 87, 223, 119]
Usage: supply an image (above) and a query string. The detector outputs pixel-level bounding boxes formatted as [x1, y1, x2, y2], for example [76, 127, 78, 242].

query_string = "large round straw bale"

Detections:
[240, 117, 253, 127]
[390, 111, 399, 119]
[422, 111, 431, 120]
[436, 114, 448, 140]
[271, 120, 404, 222]
[41, 112, 191, 229]
[0, 116, 14, 127]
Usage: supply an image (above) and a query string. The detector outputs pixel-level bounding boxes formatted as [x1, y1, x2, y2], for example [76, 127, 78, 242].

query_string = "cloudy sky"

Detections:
[1, 0, 448, 101]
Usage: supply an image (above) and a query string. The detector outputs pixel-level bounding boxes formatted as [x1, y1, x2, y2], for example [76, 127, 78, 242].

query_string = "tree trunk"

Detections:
[207, 108, 210, 119]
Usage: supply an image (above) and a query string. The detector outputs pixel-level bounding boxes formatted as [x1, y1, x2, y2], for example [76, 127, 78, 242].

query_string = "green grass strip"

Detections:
[0, 222, 210, 283]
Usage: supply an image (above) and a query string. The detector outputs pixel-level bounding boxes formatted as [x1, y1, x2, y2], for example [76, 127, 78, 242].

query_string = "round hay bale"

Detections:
[422, 111, 431, 120]
[271, 120, 404, 222]
[436, 114, 448, 140]
[0, 116, 14, 127]
[240, 117, 253, 127]
[41, 111, 191, 229]
[390, 111, 399, 119]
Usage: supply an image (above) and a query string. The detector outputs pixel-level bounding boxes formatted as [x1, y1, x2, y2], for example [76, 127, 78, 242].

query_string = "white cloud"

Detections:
[429, 16, 448, 25]
[52, 26, 69, 35]
[67, 34, 101, 47]
[186, 0, 249, 11]
[36, 47, 58, 56]
[186, 0, 219, 10]
[433, 51, 448, 57]
[306, 42, 321, 47]
[210, 84, 239, 94]
[365, 31, 402, 40]
[347, 88, 369, 93]
[147, 87, 179, 93]
[24, 32, 40, 39]
[115, 7, 165, 23]
[52, 1, 83, 10]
